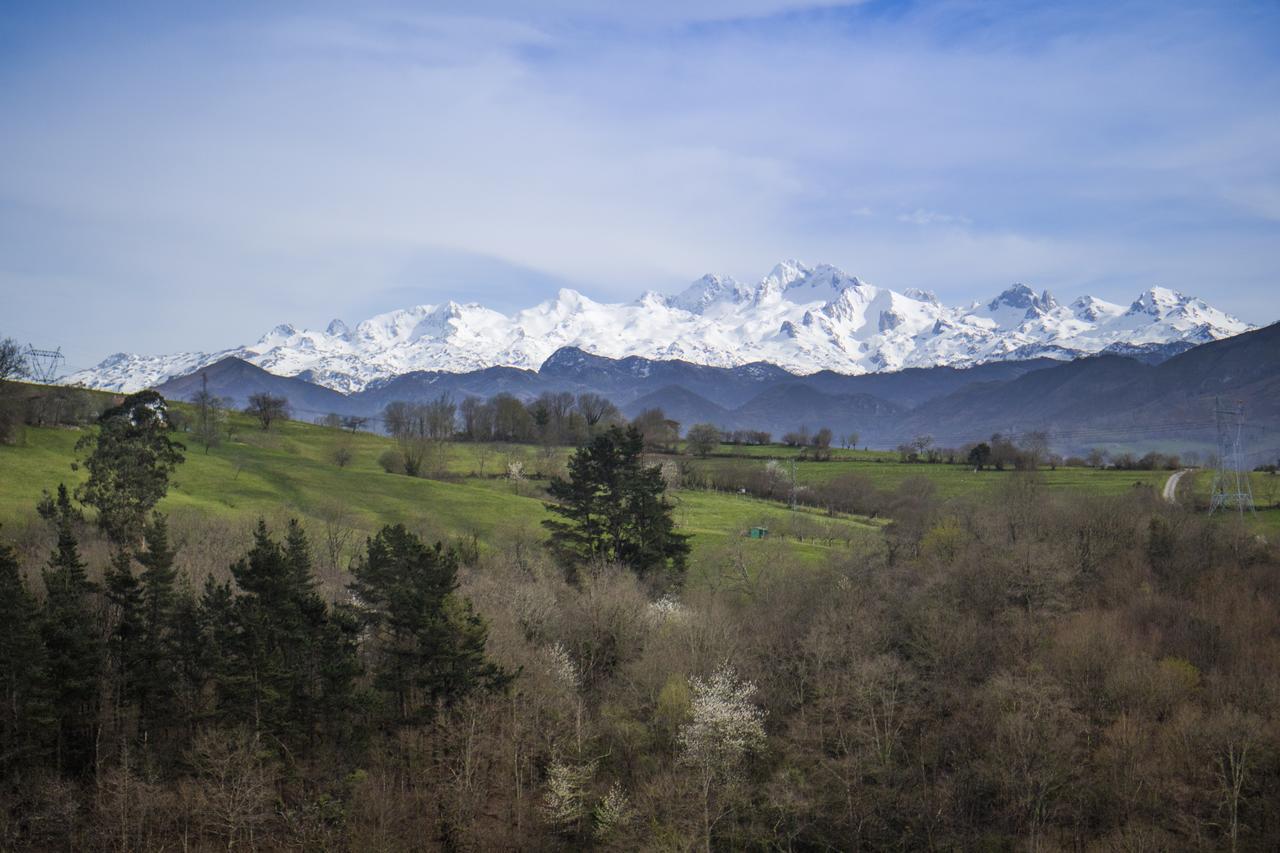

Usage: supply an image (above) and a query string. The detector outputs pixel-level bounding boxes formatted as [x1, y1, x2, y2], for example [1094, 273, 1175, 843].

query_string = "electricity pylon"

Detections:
[24, 345, 66, 384]
[1209, 397, 1255, 515]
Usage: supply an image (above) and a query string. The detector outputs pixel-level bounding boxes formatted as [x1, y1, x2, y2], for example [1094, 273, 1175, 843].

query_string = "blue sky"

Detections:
[2, 0, 1278, 370]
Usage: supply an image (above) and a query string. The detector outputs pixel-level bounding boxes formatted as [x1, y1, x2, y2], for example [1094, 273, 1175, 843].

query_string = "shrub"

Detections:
[377, 448, 405, 475]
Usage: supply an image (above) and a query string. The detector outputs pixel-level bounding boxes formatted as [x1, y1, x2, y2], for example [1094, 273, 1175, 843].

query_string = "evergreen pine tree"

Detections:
[168, 575, 207, 745]
[348, 524, 511, 727]
[0, 540, 51, 782]
[280, 519, 357, 746]
[199, 574, 240, 726]
[40, 486, 102, 776]
[135, 514, 178, 739]
[104, 548, 143, 736]
[216, 521, 293, 738]
[212, 520, 361, 750]
[544, 425, 690, 586]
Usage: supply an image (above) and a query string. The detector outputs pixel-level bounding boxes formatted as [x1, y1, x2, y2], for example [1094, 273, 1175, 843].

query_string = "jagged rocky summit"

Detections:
[68, 260, 1252, 393]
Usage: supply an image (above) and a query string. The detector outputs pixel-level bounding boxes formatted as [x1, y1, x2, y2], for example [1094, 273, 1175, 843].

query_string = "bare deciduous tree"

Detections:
[0, 337, 26, 381]
[341, 415, 369, 432]
[685, 423, 721, 458]
[317, 499, 356, 575]
[185, 728, 275, 849]
[576, 393, 618, 429]
[245, 393, 289, 431]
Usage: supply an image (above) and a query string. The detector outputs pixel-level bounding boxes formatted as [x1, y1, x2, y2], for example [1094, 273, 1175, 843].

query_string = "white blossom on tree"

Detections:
[678, 664, 767, 851]
[680, 664, 767, 775]
[593, 781, 636, 841]
[646, 594, 689, 627]
[546, 641, 580, 693]
[542, 758, 596, 835]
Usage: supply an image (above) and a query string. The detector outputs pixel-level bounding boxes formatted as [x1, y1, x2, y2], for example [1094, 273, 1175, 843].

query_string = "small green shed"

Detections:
[748, 527, 769, 539]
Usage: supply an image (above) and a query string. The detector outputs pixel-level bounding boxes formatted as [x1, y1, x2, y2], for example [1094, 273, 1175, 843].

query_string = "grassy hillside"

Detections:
[687, 453, 1171, 498]
[1183, 468, 1280, 535]
[5, 408, 1271, 587]
[0, 414, 882, 581]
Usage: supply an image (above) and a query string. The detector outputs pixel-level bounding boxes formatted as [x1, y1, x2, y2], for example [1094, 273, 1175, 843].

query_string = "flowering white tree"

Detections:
[646, 594, 689, 627]
[593, 781, 636, 842]
[542, 758, 596, 838]
[546, 642, 580, 692]
[546, 641, 585, 753]
[679, 664, 767, 852]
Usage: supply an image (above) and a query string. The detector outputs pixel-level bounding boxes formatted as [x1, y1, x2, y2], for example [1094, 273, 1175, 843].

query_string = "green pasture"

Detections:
[695, 444, 891, 461]
[0, 420, 883, 579]
[0, 419, 549, 543]
[1181, 469, 1280, 537]
[684, 454, 1170, 498]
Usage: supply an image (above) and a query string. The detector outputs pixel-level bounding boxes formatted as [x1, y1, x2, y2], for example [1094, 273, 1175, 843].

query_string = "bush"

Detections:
[377, 448, 405, 475]
[332, 444, 354, 468]
[0, 393, 22, 445]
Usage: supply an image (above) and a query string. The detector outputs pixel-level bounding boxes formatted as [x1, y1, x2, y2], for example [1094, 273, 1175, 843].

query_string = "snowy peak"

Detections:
[667, 274, 751, 314]
[1126, 286, 1186, 317]
[904, 288, 940, 305]
[758, 259, 811, 296]
[988, 284, 1057, 318]
[1071, 295, 1124, 322]
[65, 260, 1258, 393]
[782, 263, 868, 300]
[260, 323, 299, 345]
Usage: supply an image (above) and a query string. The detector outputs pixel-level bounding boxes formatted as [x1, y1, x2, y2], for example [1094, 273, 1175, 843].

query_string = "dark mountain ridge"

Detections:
[155, 324, 1280, 458]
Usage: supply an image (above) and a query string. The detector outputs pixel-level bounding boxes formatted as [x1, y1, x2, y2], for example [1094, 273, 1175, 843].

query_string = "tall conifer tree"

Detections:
[348, 524, 511, 727]
[135, 514, 178, 739]
[0, 540, 51, 781]
[545, 425, 689, 586]
[40, 485, 102, 776]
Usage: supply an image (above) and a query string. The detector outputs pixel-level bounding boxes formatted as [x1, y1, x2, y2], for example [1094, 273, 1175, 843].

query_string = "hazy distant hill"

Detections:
[155, 323, 1280, 459]
[896, 322, 1280, 455]
[156, 357, 356, 416]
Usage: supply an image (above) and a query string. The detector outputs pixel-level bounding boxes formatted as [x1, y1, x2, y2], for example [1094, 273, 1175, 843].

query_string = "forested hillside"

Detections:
[0, 373, 1278, 850]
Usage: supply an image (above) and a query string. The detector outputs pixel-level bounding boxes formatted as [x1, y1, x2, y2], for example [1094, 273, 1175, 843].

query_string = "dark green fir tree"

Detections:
[544, 425, 689, 587]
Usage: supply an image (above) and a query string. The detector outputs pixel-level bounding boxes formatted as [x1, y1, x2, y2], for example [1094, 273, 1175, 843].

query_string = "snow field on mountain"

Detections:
[68, 260, 1253, 393]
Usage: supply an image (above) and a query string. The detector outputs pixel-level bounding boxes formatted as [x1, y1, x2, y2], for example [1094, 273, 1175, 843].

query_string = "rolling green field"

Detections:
[1182, 469, 1280, 536]
[685, 453, 1171, 498]
[4, 412, 1274, 586]
[0, 417, 883, 578]
[678, 442, 894, 462]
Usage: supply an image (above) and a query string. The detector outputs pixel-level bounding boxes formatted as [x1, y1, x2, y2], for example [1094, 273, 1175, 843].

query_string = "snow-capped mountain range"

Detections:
[68, 260, 1254, 393]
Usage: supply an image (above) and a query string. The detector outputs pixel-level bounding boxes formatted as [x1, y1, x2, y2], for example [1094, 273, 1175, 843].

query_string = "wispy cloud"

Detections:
[897, 209, 971, 227]
[0, 0, 1277, 366]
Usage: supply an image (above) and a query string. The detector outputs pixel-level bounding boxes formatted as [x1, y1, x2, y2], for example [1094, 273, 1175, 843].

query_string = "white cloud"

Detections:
[0, 0, 1277, 366]
[897, 209, 971, 227]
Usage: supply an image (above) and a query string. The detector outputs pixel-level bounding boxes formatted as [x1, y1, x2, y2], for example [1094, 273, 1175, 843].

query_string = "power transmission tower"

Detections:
[24, 345, 65, 384]
[1209, 397, 1255, 515]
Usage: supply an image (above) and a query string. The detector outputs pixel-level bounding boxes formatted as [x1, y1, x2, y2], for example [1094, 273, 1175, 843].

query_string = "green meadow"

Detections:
[0, 415, 884, 576]
[686, 453, 1171, 498]
[4, 409, 1273, 584]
